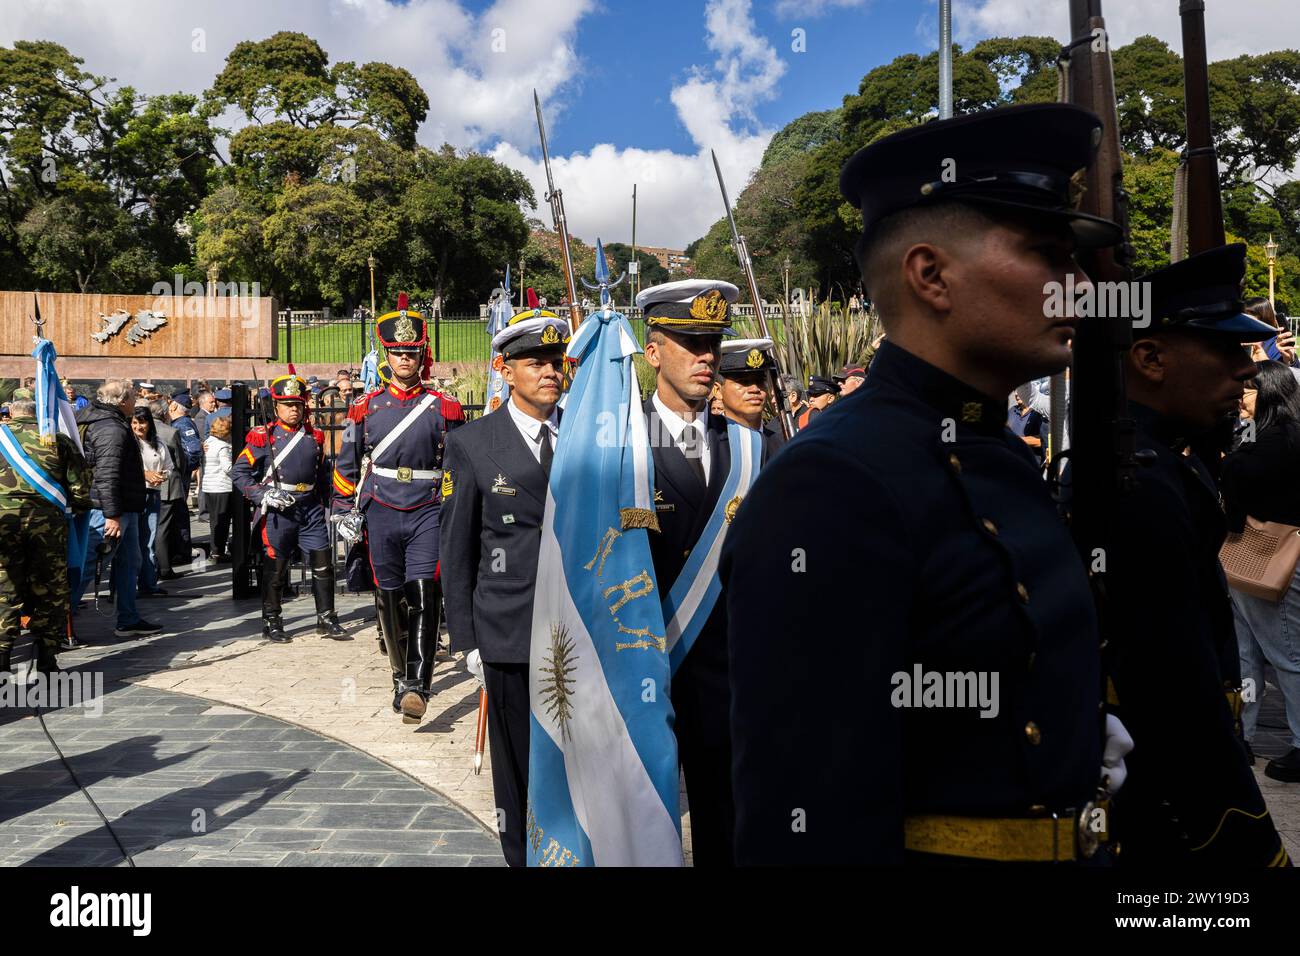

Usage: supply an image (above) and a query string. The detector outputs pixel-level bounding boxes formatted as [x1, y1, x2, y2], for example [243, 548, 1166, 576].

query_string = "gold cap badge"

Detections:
[394, 315, 417, 342]
[282, 378, 301, 396]
[541, 324, 561, 345]
[689, 289, 729, 324]
[745, 348, 764, 369]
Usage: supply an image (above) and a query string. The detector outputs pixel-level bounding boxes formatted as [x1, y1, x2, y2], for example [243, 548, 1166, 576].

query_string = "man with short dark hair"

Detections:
[148, 398, 188, 582]
[723, 103, 1129, 865]
[440, 307, 569, 866]
[1104, 245, 1288, 866]
[636, 277, 767, 867]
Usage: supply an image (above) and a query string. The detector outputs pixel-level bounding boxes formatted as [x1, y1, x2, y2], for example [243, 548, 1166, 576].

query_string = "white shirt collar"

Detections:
[652, 390, 707, 442]
[507, 395, 559, 442]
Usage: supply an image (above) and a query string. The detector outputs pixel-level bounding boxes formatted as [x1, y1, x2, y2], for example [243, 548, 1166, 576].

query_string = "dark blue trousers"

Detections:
[261, 497, 329, 560]
[364, 502, 440, 590]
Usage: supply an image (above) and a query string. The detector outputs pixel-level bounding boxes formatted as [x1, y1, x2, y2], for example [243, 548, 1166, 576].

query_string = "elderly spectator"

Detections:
[201, 415, 235, 562]
[148, 398, 189, 581]
[1221, 360, 1300, 783]
[72, 379, 161, 637]
[193, 389, 216, 437]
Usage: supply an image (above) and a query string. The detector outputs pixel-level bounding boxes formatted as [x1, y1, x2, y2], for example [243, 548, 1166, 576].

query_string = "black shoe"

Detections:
[316, 612, 350, 640]
[263, 614, 291, 643]
[34, 643, 61, 673]
[159, 570, 187, 581]
[214, 553, 232, 564]
[138, 588, 168, 598]
[114, 620, 163, 637]
[1264, 747, 1300, 782]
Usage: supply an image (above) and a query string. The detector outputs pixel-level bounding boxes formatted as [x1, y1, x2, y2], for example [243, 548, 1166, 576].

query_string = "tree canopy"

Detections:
[687, 35, 1300, 310]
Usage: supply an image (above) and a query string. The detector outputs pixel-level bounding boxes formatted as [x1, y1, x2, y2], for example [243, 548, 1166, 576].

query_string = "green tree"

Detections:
[601, 242, 669, 304]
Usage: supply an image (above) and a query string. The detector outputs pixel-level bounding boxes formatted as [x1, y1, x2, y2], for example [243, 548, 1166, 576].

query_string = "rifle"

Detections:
[710, 151, 796, 440]
[1062, 0, 1142, 539]
[1179, 0, 1225, 256]
[473, 685, 488, 775]
[534, 90, 583, 334]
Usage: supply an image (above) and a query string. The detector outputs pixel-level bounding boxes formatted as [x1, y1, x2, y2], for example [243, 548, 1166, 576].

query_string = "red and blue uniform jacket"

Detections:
[231, 421, 328, 508]
[332, 382, 464, 512]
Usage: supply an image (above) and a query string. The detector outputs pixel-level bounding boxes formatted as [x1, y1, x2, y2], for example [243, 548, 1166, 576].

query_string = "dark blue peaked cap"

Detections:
[1140, 243, 1275, 341]
[840, 103, 1122, 248]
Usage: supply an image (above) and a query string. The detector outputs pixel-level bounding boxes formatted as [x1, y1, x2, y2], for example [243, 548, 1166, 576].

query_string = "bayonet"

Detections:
[534, 90, 583, 332]
[711, 150, 795, 439]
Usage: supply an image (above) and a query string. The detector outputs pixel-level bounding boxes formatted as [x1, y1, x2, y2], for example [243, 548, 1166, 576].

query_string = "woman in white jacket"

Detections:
[201, 415, 235, 562]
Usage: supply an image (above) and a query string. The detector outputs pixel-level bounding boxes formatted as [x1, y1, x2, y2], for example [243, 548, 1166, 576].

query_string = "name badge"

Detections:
[492, 473, 516, 495]
[503, 514, 515, 524]
[492, 486, 516, 496]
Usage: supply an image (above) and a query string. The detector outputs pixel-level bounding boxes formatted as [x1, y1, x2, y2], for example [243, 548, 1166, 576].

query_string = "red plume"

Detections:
[397, 291, 409, 311]
[287, 363, 297, 376]
[526, 287, 539, 310]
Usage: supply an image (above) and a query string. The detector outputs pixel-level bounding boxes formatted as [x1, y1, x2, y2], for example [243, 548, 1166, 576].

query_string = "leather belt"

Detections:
[270, 481, 314, 493]
[904, 803, 1102, 863]
[371, 466, 442, 483]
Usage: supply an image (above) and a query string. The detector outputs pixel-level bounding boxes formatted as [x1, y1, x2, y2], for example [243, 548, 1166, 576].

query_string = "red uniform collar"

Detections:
[388, 382, 425, 400]
[274, 420, 304, 433]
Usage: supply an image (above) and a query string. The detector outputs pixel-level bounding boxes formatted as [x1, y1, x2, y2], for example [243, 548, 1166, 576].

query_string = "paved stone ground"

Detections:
[2, 511, 1293, 866]
[0, 682, 503, 866]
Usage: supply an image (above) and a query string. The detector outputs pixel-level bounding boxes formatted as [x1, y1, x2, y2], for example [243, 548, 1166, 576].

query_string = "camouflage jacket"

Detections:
[0, 419, 91, 515]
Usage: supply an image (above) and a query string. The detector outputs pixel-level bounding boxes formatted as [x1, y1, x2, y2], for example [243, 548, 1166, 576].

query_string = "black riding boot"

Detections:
[34, 640, 60, 673]
[376, 587, 408, 713]
[309, 548, 349, 639]
[261, 553, 291, 643]
[399, 578, 440, 724]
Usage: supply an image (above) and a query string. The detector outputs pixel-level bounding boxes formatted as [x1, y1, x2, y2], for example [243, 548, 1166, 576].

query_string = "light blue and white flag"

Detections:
[484, 267, 513, 414]
[32, 336, 82, 455]
[359, 349, 381, 393]
[526, 300, 682, 868]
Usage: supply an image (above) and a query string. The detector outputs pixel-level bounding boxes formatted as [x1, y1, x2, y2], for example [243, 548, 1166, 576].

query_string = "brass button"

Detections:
[1016, 582, 1030, 604]
[981, 518, 998, 536]
[948, 453, 961, 473]
[1025, 721, 1042, 745]
[1029, 804, 1048, 815]
[683, 549, 690, 558]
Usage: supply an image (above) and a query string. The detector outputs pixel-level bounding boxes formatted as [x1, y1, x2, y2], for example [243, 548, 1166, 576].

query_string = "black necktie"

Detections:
[539, 426, 553, 478]
[680, 426, 706, 485]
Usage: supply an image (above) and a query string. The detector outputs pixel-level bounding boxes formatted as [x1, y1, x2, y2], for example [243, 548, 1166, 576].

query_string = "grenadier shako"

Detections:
[332, 293, 465, 724]
[231, 367, 347, 643]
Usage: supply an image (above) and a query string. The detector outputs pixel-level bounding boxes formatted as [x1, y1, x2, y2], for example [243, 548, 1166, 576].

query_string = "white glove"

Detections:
[262, 489, 295, 512]
[334, 509, 364, 545]
[1100, 714, 1134, 795]
[465, 648, 485, 686]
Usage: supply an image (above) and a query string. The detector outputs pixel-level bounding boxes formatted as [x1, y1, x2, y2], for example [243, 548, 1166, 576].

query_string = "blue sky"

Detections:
[2, 0, 1294, 247]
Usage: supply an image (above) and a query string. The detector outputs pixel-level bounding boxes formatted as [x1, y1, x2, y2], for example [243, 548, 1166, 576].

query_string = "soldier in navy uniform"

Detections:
[440, 308, 569, 867]
[1106, 244, 1289, 866]
[232, 368, 348, 643]
[715, 337, 786, 462]
[636, 277, 752, 867]
[721, 104, 1135, 864]
[333, 293, 464, 724]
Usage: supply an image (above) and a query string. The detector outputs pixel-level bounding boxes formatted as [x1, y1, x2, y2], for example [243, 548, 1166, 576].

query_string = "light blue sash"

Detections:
[663, 419, 763, 675]
[0, 424, 69, 513]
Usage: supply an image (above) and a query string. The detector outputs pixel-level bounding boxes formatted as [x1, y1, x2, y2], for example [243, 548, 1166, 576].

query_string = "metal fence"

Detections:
[276, 304, 797, 367]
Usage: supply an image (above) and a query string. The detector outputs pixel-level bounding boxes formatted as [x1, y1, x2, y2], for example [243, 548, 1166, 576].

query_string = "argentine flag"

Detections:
[484, 275, 512, 414]
[526, 306, 682, 867]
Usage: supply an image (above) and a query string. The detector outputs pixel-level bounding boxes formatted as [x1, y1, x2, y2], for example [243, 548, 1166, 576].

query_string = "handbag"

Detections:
[1219, 516, 1300, 602]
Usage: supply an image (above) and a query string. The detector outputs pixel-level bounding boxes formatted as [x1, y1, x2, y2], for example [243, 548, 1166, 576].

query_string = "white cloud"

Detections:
[946, 0, 1300, 60]
[1, 0, 783, 250]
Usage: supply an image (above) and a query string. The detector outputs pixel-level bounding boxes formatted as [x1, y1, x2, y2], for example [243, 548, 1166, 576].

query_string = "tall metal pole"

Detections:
[939, 0, 953, 119]
[626, 183, 631, 306]
[367, 253, 376, 364]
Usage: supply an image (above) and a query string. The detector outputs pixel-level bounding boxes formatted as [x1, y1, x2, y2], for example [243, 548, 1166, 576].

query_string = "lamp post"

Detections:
[367, 253, 377, 360]
[1266, 234, 1278, 307]
[519, 255, 526, 308]
[783, 256, 791, 310]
